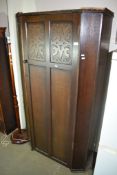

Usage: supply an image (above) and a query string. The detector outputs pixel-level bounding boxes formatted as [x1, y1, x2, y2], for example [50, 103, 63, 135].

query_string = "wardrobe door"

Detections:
[19, 13, 80, 164]
[49, 14, 80, 165]
[23, 17, 50, 154]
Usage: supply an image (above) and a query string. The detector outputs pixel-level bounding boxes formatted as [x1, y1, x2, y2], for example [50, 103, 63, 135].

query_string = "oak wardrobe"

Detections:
[16, 8, 113, 171]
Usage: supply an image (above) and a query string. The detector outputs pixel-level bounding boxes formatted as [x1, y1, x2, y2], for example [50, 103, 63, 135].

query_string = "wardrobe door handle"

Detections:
[81, 54, 86, 60]
[23, 59, 28, 63]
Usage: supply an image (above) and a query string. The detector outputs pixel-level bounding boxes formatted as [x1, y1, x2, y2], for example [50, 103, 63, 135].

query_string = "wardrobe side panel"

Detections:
[89, 14, 113, 153]
[72, 13, 102, 170]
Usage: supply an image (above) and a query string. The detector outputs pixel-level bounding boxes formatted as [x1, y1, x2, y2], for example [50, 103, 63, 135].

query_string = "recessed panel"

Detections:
[27, 23, 46, 61]
[30, 65, 48, 152]
[50, 22, 73, 65]
[51, 68, 71, 163]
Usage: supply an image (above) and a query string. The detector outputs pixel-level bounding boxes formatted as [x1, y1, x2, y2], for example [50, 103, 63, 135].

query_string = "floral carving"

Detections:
[51, 23, 72, 65]
[27, 23, 45, 61]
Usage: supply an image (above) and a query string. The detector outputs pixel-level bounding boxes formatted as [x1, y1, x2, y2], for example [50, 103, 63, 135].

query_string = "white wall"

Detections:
[7, 0, 37, 129]
[99, 52, 117, 149]
[94, 52, 117, 175]
[0, 0, 9, 35]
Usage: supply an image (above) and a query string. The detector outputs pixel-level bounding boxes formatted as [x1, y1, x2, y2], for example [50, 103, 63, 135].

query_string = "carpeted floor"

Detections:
[0, 132, 92, 175]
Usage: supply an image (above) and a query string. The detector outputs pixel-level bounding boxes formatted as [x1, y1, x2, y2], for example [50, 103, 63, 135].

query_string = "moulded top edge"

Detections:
[16, 8, 114, 17]
[80, 8, 114, 16]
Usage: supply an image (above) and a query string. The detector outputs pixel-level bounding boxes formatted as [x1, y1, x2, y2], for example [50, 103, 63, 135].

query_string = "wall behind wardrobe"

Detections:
[6, 0, 37, 129]
[0, 0, 9, 35]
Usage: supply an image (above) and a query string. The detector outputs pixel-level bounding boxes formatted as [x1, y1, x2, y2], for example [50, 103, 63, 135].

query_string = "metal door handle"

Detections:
[81, 54, 86, 60]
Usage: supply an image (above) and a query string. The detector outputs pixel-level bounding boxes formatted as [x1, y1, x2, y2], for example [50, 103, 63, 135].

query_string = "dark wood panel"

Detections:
[29, 65, 48, 153]
[72, 13, 103, 169]
[89, 14, 113, 152]
[51, 68, 71, 163]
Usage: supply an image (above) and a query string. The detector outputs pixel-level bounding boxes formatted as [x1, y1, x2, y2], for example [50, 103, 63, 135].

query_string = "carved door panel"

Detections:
[49, 14, 80, 165]
[23, 13, 80, 164]
[50, 21, 73, 164]
[24, 18, 50, 154]
[27, 23, 46, 62]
